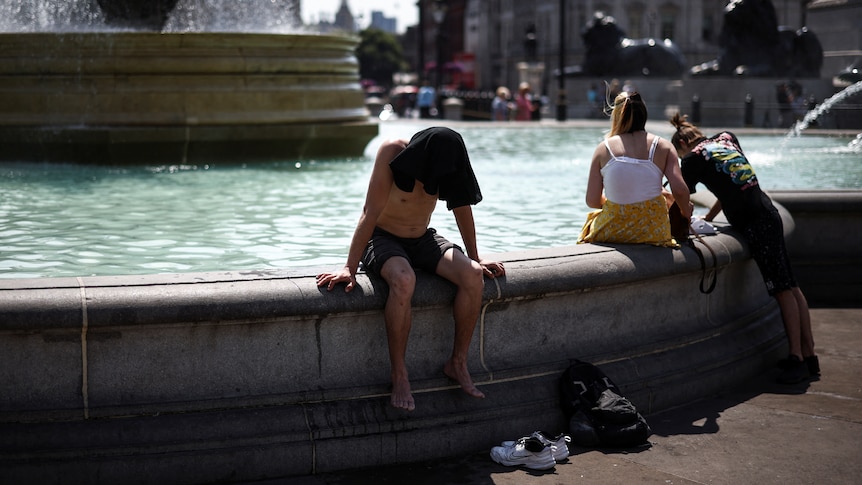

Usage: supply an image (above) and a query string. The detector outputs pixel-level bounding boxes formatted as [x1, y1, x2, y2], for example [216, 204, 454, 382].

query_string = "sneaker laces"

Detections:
[502, 431, 569, 461]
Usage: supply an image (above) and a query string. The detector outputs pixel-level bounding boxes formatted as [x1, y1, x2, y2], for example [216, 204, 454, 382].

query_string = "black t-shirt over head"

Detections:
[388, 127, 483, 210]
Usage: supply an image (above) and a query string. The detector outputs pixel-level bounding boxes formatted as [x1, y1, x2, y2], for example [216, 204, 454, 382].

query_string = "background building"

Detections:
[806, 0, 862, 79]
[462, 0, 810, 95]
[413, 0, 859, 124]
[301, 0, 860, 124]
[369, 11, 397, 34]
[311, 0, 357, 33]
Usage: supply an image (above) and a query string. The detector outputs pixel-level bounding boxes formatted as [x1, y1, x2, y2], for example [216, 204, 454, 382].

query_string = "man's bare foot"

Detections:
[444, 359, 485, 398]
[391, 376, 415, 411]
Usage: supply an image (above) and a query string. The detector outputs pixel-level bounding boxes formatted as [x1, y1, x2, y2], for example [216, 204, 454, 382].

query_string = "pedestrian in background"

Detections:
[514, 82, 535, 121]
[417, 79, 436, 119]
[491, 86, 511, 121]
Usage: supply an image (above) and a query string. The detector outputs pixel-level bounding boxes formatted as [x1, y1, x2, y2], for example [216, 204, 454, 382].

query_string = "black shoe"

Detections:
[777, 355, 821, 376]
[777, 355, 810, 384]
[805, 355, 821, 376]
[776, 354, 795, 370]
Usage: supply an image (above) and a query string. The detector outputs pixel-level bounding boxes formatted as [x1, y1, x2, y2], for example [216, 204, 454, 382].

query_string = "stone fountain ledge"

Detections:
[0, 190, 860, 483]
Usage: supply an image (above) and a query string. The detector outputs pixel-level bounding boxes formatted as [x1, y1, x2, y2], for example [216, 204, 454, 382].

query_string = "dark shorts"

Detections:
[361, 227, 462, 276]
[741, 209, 797, 296]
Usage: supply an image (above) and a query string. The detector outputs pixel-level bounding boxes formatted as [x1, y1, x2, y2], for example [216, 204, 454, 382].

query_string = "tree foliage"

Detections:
[356, 28, 406, 87]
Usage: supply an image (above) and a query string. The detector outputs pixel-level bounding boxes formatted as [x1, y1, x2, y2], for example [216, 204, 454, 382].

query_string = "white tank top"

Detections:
[600, 135, 664, 205]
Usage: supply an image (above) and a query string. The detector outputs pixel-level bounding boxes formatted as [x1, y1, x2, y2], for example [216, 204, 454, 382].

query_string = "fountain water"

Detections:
[2, 122, 860, 279]
[0, 0, 306, 34]
[0, 0, 105, 32]
[162, 0, 300, 33]
[0, 0, 377, 164]
[789, 80, 862, 138]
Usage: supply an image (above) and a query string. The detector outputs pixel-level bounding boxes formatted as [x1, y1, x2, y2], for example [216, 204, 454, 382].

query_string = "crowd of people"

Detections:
[317, 89, 818, 414]
[490, 82, 540, 121]
[383, 79, 545, 121]
[383, 76, 811, 126]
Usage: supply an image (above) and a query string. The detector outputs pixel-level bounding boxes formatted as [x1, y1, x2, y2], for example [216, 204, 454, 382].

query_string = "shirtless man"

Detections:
[316, 127, 505, 411]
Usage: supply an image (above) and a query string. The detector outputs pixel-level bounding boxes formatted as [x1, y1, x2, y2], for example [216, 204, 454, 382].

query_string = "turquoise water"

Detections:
[1, 122, 860, 278]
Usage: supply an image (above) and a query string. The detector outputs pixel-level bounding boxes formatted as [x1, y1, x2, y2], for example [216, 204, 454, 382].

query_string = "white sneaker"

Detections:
[490, 436, 556, 470]
[502, 431, 570, 462]
[690, 217, 717, 235]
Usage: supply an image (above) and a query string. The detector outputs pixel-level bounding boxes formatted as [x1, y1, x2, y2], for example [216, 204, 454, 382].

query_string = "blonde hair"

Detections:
[606, 91, 647, 137]
[669, 113, 705, 151]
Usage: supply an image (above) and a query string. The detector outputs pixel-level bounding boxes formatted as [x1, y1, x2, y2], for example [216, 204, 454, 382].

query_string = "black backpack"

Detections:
[559, 360, 651, 448]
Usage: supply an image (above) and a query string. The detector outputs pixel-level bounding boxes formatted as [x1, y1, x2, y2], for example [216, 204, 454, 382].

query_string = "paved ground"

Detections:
[265, 308, 861, 485]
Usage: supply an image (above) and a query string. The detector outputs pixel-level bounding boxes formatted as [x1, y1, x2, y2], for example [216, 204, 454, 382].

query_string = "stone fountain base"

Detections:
[0, 32, 378, 164]
[1, 191, 859, 482]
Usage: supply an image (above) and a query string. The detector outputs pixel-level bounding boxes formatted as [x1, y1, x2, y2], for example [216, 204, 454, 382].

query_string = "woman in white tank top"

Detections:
[578, 91, 691, 247]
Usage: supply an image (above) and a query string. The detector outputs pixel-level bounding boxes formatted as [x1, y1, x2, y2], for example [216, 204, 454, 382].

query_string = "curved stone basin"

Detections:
[6, 190, 861, 482]
[0, 32, 377, 163]
[0, 226, 786, 481]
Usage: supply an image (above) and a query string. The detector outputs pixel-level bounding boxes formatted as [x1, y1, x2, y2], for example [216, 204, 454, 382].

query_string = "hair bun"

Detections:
[670, 112, 689, 130]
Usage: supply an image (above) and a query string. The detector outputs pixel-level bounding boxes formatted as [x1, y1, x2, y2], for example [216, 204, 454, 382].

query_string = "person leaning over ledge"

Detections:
[669, 113, 819, 385]
[316, 127, 505, 412]
[578, 91, 691, 247]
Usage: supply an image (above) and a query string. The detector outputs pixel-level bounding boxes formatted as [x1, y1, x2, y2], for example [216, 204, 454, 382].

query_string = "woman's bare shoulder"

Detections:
[653, 133, 673, 145]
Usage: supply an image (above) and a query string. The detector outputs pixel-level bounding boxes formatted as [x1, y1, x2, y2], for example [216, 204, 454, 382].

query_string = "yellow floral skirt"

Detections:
[578, 195, 679, 248]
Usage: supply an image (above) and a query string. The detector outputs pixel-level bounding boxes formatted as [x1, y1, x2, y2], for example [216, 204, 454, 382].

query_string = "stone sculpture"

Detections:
[580, 12, 686, 77]
[691, 0, 823, 77]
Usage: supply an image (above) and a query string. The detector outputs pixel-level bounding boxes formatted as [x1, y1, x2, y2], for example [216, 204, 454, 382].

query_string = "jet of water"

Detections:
[0, 0, 105, 32]
[788, 80, 862, 138]
[0, 0, 301, 33]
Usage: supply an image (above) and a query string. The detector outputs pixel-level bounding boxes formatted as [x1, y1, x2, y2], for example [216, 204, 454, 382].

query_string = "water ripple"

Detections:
[1, 126, 859, 278]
